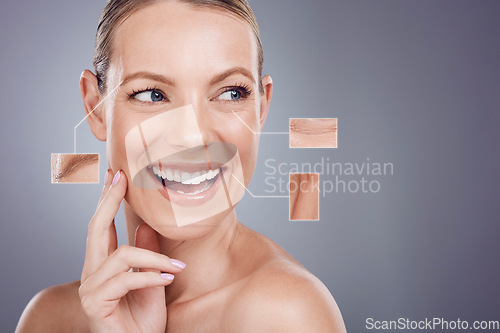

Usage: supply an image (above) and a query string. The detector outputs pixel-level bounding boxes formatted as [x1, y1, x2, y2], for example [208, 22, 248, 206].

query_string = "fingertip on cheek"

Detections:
[112, 170, 121, 185]
[161, 273, 175, 281]
[170, 259, 186, 270]
[104, 169, 112, 185]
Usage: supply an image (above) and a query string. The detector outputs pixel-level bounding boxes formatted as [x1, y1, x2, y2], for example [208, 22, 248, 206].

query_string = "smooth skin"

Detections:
[18, 169, 345, 332]
[17, 2, 346, 332]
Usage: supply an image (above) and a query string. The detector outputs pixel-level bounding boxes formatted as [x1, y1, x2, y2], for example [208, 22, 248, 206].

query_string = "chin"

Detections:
[154, 208, 234, 240]
[125, 188, 235, 241]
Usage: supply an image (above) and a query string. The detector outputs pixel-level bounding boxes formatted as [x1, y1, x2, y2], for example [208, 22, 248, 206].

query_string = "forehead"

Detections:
[112, 1, 258, 79]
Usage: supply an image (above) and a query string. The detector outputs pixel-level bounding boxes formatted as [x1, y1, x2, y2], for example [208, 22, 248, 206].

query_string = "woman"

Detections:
[17, 0, 346, 332]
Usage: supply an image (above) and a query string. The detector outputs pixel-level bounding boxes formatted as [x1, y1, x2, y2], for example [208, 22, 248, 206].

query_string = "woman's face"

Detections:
[98, 2, 271, 238]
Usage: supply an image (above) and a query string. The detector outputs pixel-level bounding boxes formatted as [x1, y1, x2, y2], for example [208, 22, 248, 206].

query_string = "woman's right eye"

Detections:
[133, 90, 165, 102]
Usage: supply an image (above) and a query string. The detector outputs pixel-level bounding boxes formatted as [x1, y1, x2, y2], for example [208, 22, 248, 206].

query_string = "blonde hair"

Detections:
[93, 0, 264, 93]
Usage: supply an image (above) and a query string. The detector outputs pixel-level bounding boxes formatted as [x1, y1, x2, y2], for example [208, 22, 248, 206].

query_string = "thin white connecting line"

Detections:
[231, 174, 289, 198]
[231, 111, 289, 135]
[73, 81, 123, 153]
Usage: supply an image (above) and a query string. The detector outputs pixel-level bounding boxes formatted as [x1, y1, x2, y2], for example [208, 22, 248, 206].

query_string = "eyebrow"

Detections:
[209, 67, 255, 86]
[120, 67, 255, 88]
[121, 72, 175, 87]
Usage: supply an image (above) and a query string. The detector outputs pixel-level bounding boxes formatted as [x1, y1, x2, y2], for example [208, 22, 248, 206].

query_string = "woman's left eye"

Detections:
[134, 90, 165, 102]
[218, 89, 242, 101]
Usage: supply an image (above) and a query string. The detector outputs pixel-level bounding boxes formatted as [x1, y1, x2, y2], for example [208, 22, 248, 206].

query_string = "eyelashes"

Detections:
[219, 83, 253, 100]
[126, 83, 253, 104]
[128, 86, 166, 103]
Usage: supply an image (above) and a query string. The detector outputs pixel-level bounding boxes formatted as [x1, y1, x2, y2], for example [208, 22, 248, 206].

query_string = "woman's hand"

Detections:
[79, 170, 186, 333]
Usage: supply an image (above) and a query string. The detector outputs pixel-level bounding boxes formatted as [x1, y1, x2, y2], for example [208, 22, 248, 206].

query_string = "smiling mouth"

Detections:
[148, 164, 222, 195]
[131, 142, 238, 207]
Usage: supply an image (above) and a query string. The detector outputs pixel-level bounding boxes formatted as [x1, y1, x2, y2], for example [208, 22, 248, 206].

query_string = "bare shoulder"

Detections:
[16, 280, 89, 333]
[225, 228, 346, 332]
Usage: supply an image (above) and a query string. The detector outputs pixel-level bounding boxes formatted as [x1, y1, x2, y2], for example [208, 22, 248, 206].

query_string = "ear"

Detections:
[80, 70, 107, 141]
[259, 75, 273, 129]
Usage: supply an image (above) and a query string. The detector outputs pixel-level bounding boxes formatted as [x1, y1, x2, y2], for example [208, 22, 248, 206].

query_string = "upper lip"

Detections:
[137, 142, 237, 177]
[151, 162, 223, 173]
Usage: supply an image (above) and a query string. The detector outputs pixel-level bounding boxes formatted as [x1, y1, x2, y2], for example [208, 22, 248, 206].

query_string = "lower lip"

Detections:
[147, 167, 225, 207]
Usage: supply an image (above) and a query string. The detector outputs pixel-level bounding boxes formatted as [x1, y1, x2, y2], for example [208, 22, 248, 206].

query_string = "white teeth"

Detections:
[176, 188, 205, 195]
[207, 168, 220, 179]
[173, 171, 181, 182]
[181, 172, 190, 183]
[191, 172, 201, 185]
[191, 172, 206, 184]
[152, 167, 221, 185]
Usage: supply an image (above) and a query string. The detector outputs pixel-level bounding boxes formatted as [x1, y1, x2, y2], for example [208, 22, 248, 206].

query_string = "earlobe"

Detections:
[259, 75, 273, 129]
[80, 70, 107, 141]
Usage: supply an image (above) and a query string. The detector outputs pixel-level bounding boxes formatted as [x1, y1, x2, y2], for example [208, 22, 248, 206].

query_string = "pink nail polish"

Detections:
[112, 171, 121, 185]
[104, 171, 109, 184]
[161, 273, 175, 281]
[170, 259, 186, 269]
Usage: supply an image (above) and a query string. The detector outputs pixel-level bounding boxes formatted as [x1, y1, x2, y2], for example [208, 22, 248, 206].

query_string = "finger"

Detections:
[133, 222, 179, 304]
[97, 169, 113, 206]
[82, 170, 127, 280]
[94, 170, 127, 223]
[99, 169, 118, 257]
[80, 245, 185, 295]
[134, 223, 186, 273]
[80, 271, 174, 314]
[135, 222, 160, 254]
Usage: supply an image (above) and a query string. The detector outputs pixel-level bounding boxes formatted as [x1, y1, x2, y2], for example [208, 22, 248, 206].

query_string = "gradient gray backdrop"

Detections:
[1, 0, 499, 332]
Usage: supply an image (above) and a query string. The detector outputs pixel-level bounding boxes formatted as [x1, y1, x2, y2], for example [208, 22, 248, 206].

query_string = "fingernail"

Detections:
[161, 273, 175, 281]
[112, 171, 121, 185]
[104, 170, 110, 184]
[170, 259, 186, 269]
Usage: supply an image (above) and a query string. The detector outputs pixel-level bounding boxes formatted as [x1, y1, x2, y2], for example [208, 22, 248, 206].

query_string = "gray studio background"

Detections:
[1, 0, 499, 331]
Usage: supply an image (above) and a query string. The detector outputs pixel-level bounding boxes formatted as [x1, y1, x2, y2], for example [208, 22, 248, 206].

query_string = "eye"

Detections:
[218, 89, 242, 101]
[134, 90, 165, 102]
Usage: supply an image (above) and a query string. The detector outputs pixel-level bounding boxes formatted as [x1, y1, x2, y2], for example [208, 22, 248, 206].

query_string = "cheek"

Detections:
[105, 110, 142, 175]
[212, 111, 260, 182]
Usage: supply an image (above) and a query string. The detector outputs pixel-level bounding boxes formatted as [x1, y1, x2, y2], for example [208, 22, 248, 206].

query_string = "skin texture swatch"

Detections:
[289, 173, 320, 221]
[289, 118, 338, 148]
[51, 154, 99, 184]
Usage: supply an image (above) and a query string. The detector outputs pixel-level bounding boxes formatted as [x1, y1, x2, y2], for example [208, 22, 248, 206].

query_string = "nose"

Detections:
[190, 102, 220, 145]
[166, 104, 205, 151]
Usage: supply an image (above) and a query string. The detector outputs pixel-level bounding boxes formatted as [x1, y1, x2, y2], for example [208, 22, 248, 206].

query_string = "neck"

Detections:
[124, 202, 240, 305]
